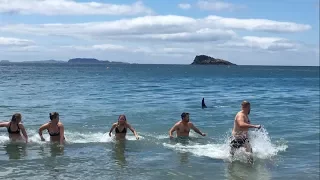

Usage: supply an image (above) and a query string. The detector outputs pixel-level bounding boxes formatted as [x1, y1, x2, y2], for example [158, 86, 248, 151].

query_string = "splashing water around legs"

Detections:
[163, 127, 288, 164]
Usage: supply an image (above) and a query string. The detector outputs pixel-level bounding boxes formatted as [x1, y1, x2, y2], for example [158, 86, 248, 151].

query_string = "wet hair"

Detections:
[181, 112, 189, 119]
[241, 101, 251, 108]
[118, 114, 127, 121]
[49, 112, 59, 120]
[11, 113, 21, 122]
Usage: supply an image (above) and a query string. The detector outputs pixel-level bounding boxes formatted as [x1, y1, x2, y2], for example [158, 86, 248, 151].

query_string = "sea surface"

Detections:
[0, 63, 319, 180]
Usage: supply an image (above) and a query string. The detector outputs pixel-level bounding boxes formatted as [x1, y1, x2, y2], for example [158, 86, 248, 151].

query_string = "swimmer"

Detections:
[230, 101, 261, 163]
[169, 112, 206, 139]
[38, 112, 65, 145]
[109, 115, 139, 140]
[0, 113, 28, 143]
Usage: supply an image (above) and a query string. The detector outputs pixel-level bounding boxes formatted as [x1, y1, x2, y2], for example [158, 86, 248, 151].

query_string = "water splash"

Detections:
[0, 129, 140, 144]
[163, 127, 288, 161]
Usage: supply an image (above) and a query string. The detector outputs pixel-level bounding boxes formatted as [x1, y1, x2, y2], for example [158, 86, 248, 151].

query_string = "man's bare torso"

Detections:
[232, 111, 250, 138]
[176, 121, 191, 137]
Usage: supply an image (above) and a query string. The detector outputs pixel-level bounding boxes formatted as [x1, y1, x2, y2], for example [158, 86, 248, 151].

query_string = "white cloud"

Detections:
[0, 37, 34, 46]
[205, 16, 311, 33]
[178, 3, 191, 10]
[121, 28, 236, 42]
[0, 0, 153, 16]
[197, 0, 243, 11]
[219, 36, 299, 51]
[0, 15, 311, 44]
[63, 44, 127, 51]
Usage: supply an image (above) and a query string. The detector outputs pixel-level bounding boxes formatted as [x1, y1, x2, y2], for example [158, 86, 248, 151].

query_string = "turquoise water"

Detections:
[0, 63, 319, 180]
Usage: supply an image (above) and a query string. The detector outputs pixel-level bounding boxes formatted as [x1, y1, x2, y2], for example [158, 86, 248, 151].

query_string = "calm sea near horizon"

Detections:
[0, 63, 319, 180]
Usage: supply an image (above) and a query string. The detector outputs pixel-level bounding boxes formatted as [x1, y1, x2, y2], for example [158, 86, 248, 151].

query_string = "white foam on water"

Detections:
[249, 128, 288, 159]
[0, 130, 140, 145]
[163, 127, 288, 161]
[0, 134, 10, 143]
[163, 142, 230, 160]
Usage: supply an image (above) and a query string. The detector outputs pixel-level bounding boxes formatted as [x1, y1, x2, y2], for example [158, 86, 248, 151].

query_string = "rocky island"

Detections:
[0, 60, 10, 63]
[191, 55, 236, 65]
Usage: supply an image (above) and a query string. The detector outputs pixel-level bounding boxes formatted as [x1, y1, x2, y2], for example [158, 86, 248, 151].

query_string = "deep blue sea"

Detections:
[0, 63, 319, 180]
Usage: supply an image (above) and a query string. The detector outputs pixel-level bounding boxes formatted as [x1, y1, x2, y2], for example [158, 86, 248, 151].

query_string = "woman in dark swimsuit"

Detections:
[109, 115, 139, 140]
[0, 113, 28, 143]
[38, 112, 65, 145]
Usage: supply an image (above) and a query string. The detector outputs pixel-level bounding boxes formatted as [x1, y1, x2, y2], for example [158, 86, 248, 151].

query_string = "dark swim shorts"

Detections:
[230, 137, 249, 148]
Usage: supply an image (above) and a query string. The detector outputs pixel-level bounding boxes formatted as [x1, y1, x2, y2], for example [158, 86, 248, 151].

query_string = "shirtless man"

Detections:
[169, 112, 206, 139]
[230, 101, 261, 162]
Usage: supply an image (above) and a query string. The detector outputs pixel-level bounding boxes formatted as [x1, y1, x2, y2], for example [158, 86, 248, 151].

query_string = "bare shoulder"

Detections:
[175, 121, 182, 126]
[235, 112, 246, 121]
[58, 122, 64, 127]
[18, 123, 25, 127]
[125, 123, 132, 127]
[187, 122, 194, 126]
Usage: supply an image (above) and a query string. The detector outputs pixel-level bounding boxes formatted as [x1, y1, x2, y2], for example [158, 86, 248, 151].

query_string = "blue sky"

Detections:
[0, 0, 319, 65]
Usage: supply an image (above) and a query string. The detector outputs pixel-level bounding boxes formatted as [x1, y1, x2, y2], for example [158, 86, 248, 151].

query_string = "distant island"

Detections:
[0, 58, 129, 64]
[68, 58, 129, 64]
[191, 55, 236, 65]
[0, 60, 10, 63]
[24, 60, 65, 63]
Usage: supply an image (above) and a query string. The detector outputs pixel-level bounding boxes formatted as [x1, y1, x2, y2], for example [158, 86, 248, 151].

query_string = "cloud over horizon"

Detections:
[0, 0, 153, 16]
[0, 0, 318, 65]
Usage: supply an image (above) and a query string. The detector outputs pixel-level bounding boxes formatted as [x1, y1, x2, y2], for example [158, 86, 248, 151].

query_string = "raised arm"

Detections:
[38, 123, 49, 141]
[236, 115, 260, 129]
[127, 123, 139, 140]
[0, 122, 9, 127]
[190, 123, 206, 136]
[18, 123, 28, 143]
[109, 123, 117, 137]
[169, 123, 178, 139]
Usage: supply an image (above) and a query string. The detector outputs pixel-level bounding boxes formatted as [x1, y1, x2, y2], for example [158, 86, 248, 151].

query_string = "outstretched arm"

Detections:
[169, 124, 178, 139]
[109, 123, 117, 137]
[190, 123, 206, 136]
[0, 122, 8, 127]
[18, 124, 28, 143]
[127, 123, 139, 140]
[237, 115, 260, 129]
[38, 123, 49, 141]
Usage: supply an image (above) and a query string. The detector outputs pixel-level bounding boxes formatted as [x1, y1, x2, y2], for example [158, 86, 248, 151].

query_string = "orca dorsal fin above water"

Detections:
[202, 98, 207, 109]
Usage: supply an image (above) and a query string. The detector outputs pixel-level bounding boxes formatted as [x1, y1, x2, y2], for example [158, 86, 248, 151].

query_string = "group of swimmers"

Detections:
[0, 100, 261, 161]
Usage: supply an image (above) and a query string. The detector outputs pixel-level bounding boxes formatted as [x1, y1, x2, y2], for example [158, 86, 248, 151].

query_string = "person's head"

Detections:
[181, 112, 190, 122]
[49, 112, 59, 123]
[118, 114, 127, 125]
[241, 101, 251, 115]
[11, 113, 22, 123]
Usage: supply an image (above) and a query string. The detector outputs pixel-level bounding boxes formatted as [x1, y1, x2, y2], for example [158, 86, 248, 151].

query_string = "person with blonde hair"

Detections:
[0, 113, 28, 143]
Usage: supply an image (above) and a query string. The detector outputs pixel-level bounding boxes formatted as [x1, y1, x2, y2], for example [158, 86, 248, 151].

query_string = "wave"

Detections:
[0, 128, 287, 163]
[163, 127, 288, 162]
[0, 130, 141, 144]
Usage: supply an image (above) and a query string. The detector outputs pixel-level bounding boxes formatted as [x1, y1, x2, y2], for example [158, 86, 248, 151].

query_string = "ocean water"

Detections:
[0, 63, 319, 180]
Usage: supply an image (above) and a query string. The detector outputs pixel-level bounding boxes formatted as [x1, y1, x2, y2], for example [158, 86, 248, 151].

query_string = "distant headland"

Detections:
[68, 58, 128, 64]
[0, 58, 129, 64]
[191, 55, 236, 65]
